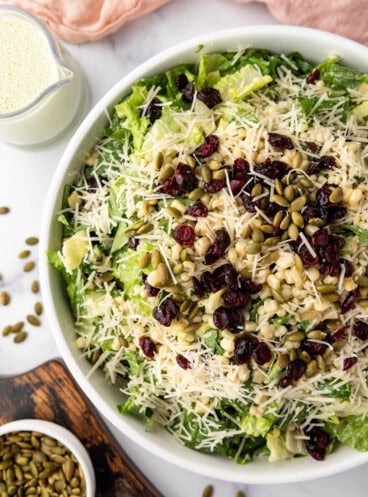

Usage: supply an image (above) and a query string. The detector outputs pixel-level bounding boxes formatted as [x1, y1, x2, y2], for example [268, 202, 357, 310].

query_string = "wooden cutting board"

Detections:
[0, 359, 164, 497]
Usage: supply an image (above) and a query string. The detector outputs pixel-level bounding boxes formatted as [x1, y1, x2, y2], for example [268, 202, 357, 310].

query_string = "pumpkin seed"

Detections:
[329, 187, 343, 203]
[0, 291, 10, 305]
[272, 194, 289, 208]
[188, 303, 200, 320]
[151, 250, 162, 269]
[323, 292, 339, 302]
[299, 177, 313, 188]
[185, 156, 196, 168]
[2, 325, 12, 337]
[316, 354, 325, 371]
[287, 223, 299, 241]
[279, 214, 291, 230]
[243, 242, 262, 255]
[25, 237, 39, 246]
[307, 330, 327, 340]
[166, 206, 182, 219]
[0, 206, 10, 214]
[157, 164, 174, 182]
[251, 183, 263, 197]
[294, 254, 304, 272]
[305, 360, 318, 377]
[212, 169, 226, 180]
[172, 263, 183, 275]
[300, 350, 311, 363]
[138, 252, 151, 269]
[273, 210, 284, 227]
[183, 323, 201, 333]
[200, 165, 212, 183]
[263, 236, 280, 247]
[277, 353, 289, 369]
[18, 250, 31, 259]
[202, 485, 213, 497]
[290, 195, 307, 212]
[23, 261, 35, 273]
[259, 223, 274, 234]
[316, 284, 337, 294]
[287, 331, 305, 342]
[274, 178, 284, 195]
[30, 280, 40, 294]
[13, 331, 27, 344]
[236, 491, 246, 497]
[180, 300, 191, 313]
[271, 288, 284, 303]
[188, 187, 204, 201]
[307, 217, 325, 227]
[251, 227, 264, 243]
[26, 315, 41, 327]
[136, 222, 153, 235]
[291, 211, 304, 228]
[11, 321, 24, 333]
[180, 249, 188, 261]
[207, 159, 222, 171]
[34, 302, 43, 316]
[283, 184, 295, 202]
[357, 275, 368, 288]
[153, 151, 164, 170]
[288, 349, 297, 361]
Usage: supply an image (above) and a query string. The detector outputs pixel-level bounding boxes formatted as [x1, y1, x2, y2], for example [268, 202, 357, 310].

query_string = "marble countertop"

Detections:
[0, 0, 367, 495]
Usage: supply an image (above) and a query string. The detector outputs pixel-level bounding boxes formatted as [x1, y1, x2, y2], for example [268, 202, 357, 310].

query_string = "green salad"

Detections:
[49, 47, 368, 463]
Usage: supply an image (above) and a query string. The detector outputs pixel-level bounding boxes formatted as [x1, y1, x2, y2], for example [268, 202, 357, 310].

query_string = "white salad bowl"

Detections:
[40, 25, 368, 484]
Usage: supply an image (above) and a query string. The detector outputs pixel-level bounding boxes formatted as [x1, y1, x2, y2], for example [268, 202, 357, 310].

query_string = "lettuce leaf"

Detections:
[318, 56, 368, 93]
[340, 223, 368, 245]
[330, 415, 368, 451]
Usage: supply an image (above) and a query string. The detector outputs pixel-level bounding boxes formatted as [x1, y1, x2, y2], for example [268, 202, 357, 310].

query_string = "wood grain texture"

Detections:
[0, 359, 163, 497]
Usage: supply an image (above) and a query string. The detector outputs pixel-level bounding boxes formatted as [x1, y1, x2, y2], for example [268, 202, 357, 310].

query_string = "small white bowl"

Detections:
[0, 419, 95, 497]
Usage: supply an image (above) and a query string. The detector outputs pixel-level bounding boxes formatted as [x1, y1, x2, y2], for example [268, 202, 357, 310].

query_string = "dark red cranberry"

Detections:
[242, 193, 258, 213]
[302, 206, 324, 223]
[192, 276, 204, 297]
[255, 158, 289, 179]
[175, 163, 198, 193]
[204, 178, 226, 193]
[142, 273, 160, 297]
[85, 176, 98, 191]
[330, 234, 345, 250]
[159, 175, 182, 196]
[145, 97, 162, 124]
[197, 87, 222, 108]
[311, 229, 329, 247]
[301, 339, 327, 357]
[188, 202, 208, 217]
[305, 141, 319, 153]
[343, 356, 358, 371]
[201, 271, 220, 293]
[353, 320, 368, 340]
[128, 237, 140, 250]
[213, 306, 244, 333]
[153, 297, 179, 326]
[268, 132, 294, 150]
[327, 205, 346, 222]
[204, 229, 231, 265]
[233, 158, 249, 175]
[230, 179, 246, 195]
[340, 258, 354, 277]
[223, 290, 248, 308]
[194, 134, 219, 159]
[176, 354, 192, 369]
[279, 359, 306, 387]
[306, 69, 320, 84]
[176, 74, 195, 102]
[307, 155, 335, 175]
[174, 224, 195, 247]
[316, 185, 334, 208]
[234, 334, 259, 364]
[329, 325, 348, 342]
[240, 279, 263, 294]
[253, 342, 272, 365]
[139, 336, 156, 358]
[212, 263, 238, 288]
[176, 73, 189, 91]
[298, 245, 319, 267]
[304, 425, 330, 461]
[341, 288, 358, 314]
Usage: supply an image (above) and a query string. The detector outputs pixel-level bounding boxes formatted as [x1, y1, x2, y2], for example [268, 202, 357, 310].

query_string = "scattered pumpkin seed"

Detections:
[138, 252, 151, 269]
[236, 491, 246, 497]
[273, 210, 284, 227]
[300, 350, 311, 363]
[308, 217, 325, 227]
[157, 164, 174, 182]
[259, 223, 274, 234]
[243, 242, 262, 255]
[2, 325, 12, 337]
[277, 353, 289, 369]
[279, 214, 291, 230]
[283, 184, 295, 202]
[294, 254, 304, 272]
[13, 331, 28, 343]
[287, 223, 299, 241]
[202, 485, 213, 497]
[207, 159, 222, 171]
[357, 275, 368, 288]
[0, 291, 10, 305]
[188, 187, 204, 201]
[251, 227, 264, 243]
[136, 222, 153, 235]
[251, 183, 263, 197]
[11, 321, 24, 333]
[0, 206, 10, 214]
[323, 292, 340, 303]
[151, 250, 162, 269]
[18, 249, 31, 259]
[263, 236, 280, 247]
[271, 288, 284, 303]
[212, 169, 226, 180]
[25, 237, 39, 246]
[275, 178, 284, 195]
[153, 151, 164, 170]
[287, 331, 305, 342]
[291, 211, 304, 228]
[289, 195, 307, 212]
[166, 206, 182, 219]
[272, 194, 289, 208]
[23, 261, 36, 273]
[305, 359, 318, 377]
[31, 280, 39, 293]
[201, 165, 212, 183]
[26, 315, 41, 327]
[307, 330, 327, 340]
[329, 187, 343, 203]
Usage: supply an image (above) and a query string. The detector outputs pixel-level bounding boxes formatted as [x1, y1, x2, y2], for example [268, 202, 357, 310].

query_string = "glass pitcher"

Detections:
[0, 5, 88, 147]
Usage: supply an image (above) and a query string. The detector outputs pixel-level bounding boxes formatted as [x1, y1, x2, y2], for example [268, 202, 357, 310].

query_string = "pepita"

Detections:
[263, 236, 280, 247]
[31, 280, 39, 293]
[13, 331, 27, 344]
[299, 177, 313, 188]
[316, 284, 337, 294]
[34, 302, 43, 316]
[0, 291, 10, 305]
[357, 275, 368, 288]
[23, 261, 36, 273]
[207, 159, 222, 171]
[157, 164, 174, 182]
[251, 183, 263, 197]
[291, 211, 304, 228]
[202, 485, 213, 497]
[188, 187, 204, 201]
[251, 227, 264, 243]
[283, 184, 295, 202]
[212, 169, 225, 180]
[287, 223, 299, 241]
[25, 237, 39, 246]
[151, 250, 162, 269]
[26, 315, 41, 327]
[2, 325, 12, 337]
[305, 360, 318, 377]
[18, 250, 31, 259]
[287, 331, 305, 342]
[323, 292, 340, 303]
[136, 222, 153, 235]
[243, 242, 262, 255]
[271, 288, 284, 303]
[294, 254, 304, 272]
[272, 210, 284, 227]
[0, 206, 10, 214]
[138, 252, 151, 269]
[259, 223, 274, 234]
[272, 194, 289, 208]
[275, 178, 284, 196]
[277, 353, 289, 369]
[308, 217, 325, 227]
[279, 214, 291, 230]
[289, 195, 307, 212]
[153, 151, 164, 170]
[300, 350, 311, 363]
[200, 165, 212, 183]
[329, 187, 343, 203]
[307, 330, 327, 340]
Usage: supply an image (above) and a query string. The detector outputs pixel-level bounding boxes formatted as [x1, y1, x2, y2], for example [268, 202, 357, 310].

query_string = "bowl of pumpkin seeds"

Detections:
[0, 419, 95, 497]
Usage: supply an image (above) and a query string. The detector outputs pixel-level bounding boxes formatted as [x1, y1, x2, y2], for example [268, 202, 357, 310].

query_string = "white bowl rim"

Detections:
[0, 418, 95, 496]
[40, 24, 368, 484]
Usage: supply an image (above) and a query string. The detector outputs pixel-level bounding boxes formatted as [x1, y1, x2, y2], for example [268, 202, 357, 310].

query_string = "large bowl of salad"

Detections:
[40, 25, 368, 483]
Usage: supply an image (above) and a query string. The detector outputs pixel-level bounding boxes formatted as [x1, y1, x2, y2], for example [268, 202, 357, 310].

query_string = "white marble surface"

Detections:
[0, 0, 368, 496]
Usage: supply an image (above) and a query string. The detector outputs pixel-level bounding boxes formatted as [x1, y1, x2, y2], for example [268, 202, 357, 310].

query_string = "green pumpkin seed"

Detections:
[202, 485, 214, 497]
[287, 223, 299, 241]
[272, 194, 289, 208]
[180, 300, 191, 313]
[0, 291, 10, 305]
[283, 184, 295, 202]
[184, 323, 201, 333]
[172, 263, 183, 275]
[271, 288, 284, 303]
[316, 284, 337, 294]
[153, 151, 164, 170]
[2, 325, 12, 337]
[151, 250, 162, 269]
[264, 236, 280, 247]
[294, 254, 304, 272]
[279, 214, 291, 230]
[25, 237, 39, 246]
[273, 210, 284, 227]
[307, 330, 327, 340]
[188, 187, 204, 201]
[166, 206, 182, 219]
[305, 360, 318, 377]
[323, 292, 340, 302]
[316, 354, 325, 370]
[34, 302, 43, 316]
[212, 169, 226, 180]
[243, 242, 262, 255]
[157, 164, 174, 182]
[31, 280, 39, 294]
[277, 353, 289, 369]
[207, 159, 222, 171]
[13, 331, 28, 344]
[288, 349, 297, 361]
[259, 223, 274, 234]
[287, 331, 305, 342]
[200, 165, 211, 183]
[18, 250, 31, 259]
[289, 195, 307, 212]
[308, 217, 325, 227]
[0, 206, 10, 214]
[136, 222, 153, 235]
[251, 183, 263, 197]
[291, 211, 304, 228]
[274, 178, 284, 196]
[329, 187, 343, 203]
[251, 227, 264, 243]
[188, 303, 200, 320]
[15, 457, 29, 467]
[300, 350, 311, 363]
[357, 275, 368, 288]
[299, 177, 313, 188]
[26, 315, 41, 327]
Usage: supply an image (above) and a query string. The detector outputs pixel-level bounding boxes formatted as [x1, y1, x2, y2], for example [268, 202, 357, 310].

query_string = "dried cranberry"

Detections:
[175, 163, 198, 193]
[340, 258, 354, 277]
[192, 276, 204, 297]
[205, 229, 231, 265]
[306, 69, 320, 84]
[212, 263, 238, 288]
[142, 273, 160, 297]
[201, 271, 220, 293]
[268, 132, 294, 150]
[213, 306, 244, 333]
[353, 320, 368, 340]
[316, 185, 334, 208]
[301, 339, 327, 357]
[232, 158, 249, 176]
[139, 336, 156, 358]
[253, 342, 272, 365]
[330, 235, 345, 250]
[230, 179, 246, 195]
[176, 354, 192, 369]
[234, 334, 259, 364]
[298, 245, 319, 267]
[240, 279, 263, 294]
[159, 175, 182, 196]
[305, 141, 319, 153]
[341, 288, 358, 314]
[128, 237, 140, 250]
[255, 158, 289, 179]
[145, 97, 162, 124]
[85, 176, 98, 191]
[307, 155, 335, 175]
[343, 356, 358, 371]
[326, 205, 346, 222]
[204, 178, 226, 193]
[311, 229, 329, 247]
[194, 134, 219, 159]
[153, 297, 179, 326]
[188, 202, 208, 217]
[304, 425, 330, 461]
[242, 193, 258, 213]
[329, 325, 347, 342]
[197, 87, 222, 108]
[302, 206, 324, 223]
[176, 73, 189, 91]
[176, 74, 195, 102]
[174, 224, 195, 247]
[279, 359, 306, 387]
[223, 290, 248, 308]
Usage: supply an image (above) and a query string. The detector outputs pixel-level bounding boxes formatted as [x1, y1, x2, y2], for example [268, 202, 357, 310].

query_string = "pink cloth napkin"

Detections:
[2, 0, 367, 45]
